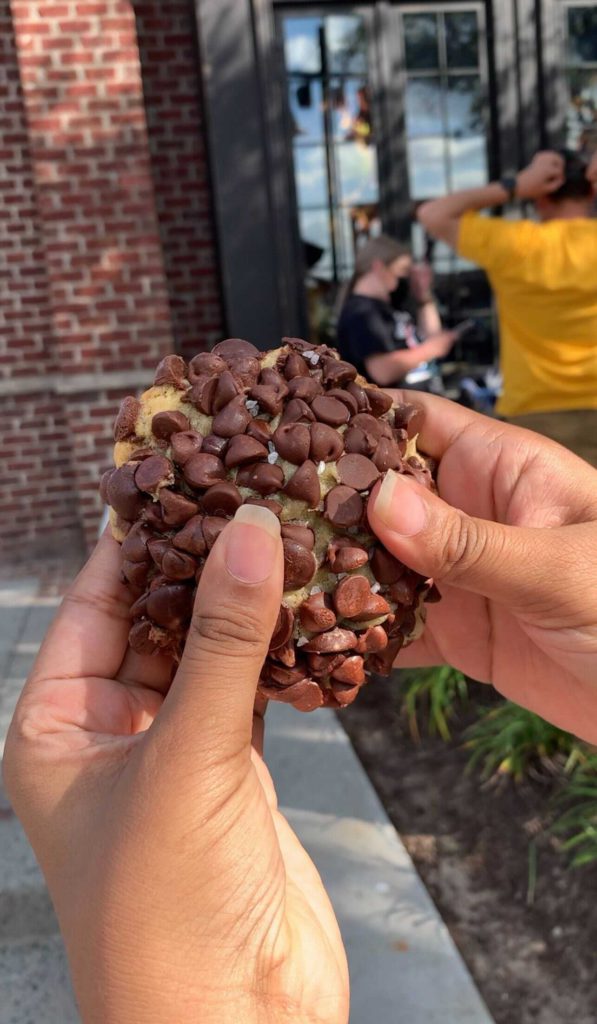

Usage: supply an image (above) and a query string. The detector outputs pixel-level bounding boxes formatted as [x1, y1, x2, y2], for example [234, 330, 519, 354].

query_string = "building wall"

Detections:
[0, 0, 223, 558]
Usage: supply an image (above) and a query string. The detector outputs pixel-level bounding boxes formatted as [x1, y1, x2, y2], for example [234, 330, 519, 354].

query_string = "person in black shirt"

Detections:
[336, 234, 457, 389]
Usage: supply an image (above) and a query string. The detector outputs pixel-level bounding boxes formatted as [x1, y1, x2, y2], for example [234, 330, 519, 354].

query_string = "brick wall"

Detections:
[1, 0, 223, 558]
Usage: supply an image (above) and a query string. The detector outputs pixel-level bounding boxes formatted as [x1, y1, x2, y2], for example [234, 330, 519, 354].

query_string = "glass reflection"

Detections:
[445, 11, 479, 69]
[403, 13, 439, 70]
[331, 80, 374, 144]
[566, 69, 597, 150]
[283, 17, 322, 74]
[293, 146, 328, 207]
[568, 7, 597, 64]
[299, 208, 331, 277]
[449, 137, 487, 189]
[406, 78, 443, 137]
[289, 79, 324, 142]
[447, 76, 484, 136]
[325, 15, 368, 75]
[337, 143, 379, 205]
[407, 138, 447, 198]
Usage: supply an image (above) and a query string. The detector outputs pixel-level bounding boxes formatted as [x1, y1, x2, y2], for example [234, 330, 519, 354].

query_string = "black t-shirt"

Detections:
[336, 293, 433, 386]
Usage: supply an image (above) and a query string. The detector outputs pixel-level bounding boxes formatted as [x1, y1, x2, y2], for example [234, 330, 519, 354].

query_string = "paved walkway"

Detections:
[0, 571, 494, 1023]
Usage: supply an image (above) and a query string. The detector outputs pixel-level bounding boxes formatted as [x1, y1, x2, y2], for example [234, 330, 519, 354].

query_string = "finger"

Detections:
[383, 389, 510, 461]
[152, 505, 283, 770]
[118, 648, 176, 694]
[30, 531, 132, 685]
[368, 470, 593, 619]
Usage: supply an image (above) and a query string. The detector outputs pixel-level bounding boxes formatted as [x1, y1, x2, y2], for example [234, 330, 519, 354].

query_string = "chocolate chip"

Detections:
[202, 516, 229, 550]
[287, 376, 323, 403]
[170, 430, 204, 465]
[147, 584, 194, 630]
[368, 637, 403, 676]
[272, 423, 311, 464]
[134, 455, 174, 495]
[128, 620, 159, 655]
[236, 461, 284, 496]
[173, 515, 206, 556]
[224, 434, 269, 468]
[141, 503, 166, 532]
[331, 655, 365, 686]
[336, 454, 380, 492]
[388, 575, 418, 605]
[279, 398, 316, 425]
[212, 395, 252, 437]
[393, 403, 422, 433]
[122, 559, 149, 588]
[350, 413, 392, 441]
[372, 438, 403, 472]
[324, 485, 363, 528]
[99, 468, 113, 504]
[344, 426, 376, 456]
[188, 375, 217, 415]
[162, 549, 197, 580]
[299, 592, 337, 633]
[355, 625, 389, 654]
[244, 497, 283, 516]
[183, 453, 226, 489]
[212, 369, 242, 413]
[307, 652, 346, 677]
[159, 488, 200, 526]
[121, 523, 151, 563]
[202, 481, 243, 516]
[246, 418, 271, 445]
[127, 447, 156, 462]
[249, 379, 287, 416]
[212, 337, 260, 360]
[346, 382, 371, 413]
[226, 356, 260, 387]
[326, 537, 369, 573]
[114, 396, 140, 440]
[321, 357, 357, 386]
[267, 662, 309, 687]
[403, 457, 433, 489]
[270, 605, 295, 651]
[152, 410, 190, 440]
[106, 464, 144, 520]
[270, 639, 296, 668]
[283, 460, 320, 508]
[201, 434, 229, 459]
[366, 388, 394, 417]
[311, 395, 350, 427]
[282, 539, 316, 590]
[329, 678, 361, 707]
[154, 354, 188, 389]
[424, 582, 441, 603]
[283, 351, 310, 379]
[326, 388, 359, 417]
[280, 524, 315, 550]
[309, 422, 344, 463]
[147, 537, 171, 568]
[370, 547, 405, 585]
[130, 592, 149, 619]
[303, 627, 357, 653]
[188, 351, 227, 380]
[333, 575, 370, 619]
[260, 677, 323, 712]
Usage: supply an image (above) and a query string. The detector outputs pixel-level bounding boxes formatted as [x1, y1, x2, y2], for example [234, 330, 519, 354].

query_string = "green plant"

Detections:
[399, 666, 469, 742]
[551, 753, 597, 867]
[464, 701, 575, 782]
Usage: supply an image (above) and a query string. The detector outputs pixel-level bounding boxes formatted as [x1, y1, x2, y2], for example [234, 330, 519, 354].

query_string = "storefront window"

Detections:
[564, 4, 597, 152]
[283, 13, 380, 288]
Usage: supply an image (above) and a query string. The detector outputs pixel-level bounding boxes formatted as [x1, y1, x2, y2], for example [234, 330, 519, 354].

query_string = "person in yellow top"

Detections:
[417, 149, 597, 465]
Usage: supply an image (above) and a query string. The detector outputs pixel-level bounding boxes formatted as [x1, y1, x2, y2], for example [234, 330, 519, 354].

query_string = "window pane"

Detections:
[567, 7, 597, 64]
[566, 68, 597, 150]
[299, 208, 331, 277]
[406, 77, 443, 137]
[331, 80, 374, 145]
[283, 16, 322, 74]
[289, 79, 324, 142]
[334, 207, 355, 268]
[403, 13, 439, 70]
[293, 146, 328, 206]
[448, 137, 487, 189]
[336, 142, 379, 205]
[325, 15, 368, 75]
[407, 138, 447, 198]
[447, 76, 485, 137]
[445, 11, 479, 69]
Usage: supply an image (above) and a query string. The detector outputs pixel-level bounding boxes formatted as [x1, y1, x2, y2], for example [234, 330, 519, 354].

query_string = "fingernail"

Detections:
[225, 504, 281, 583]
[374, 470, 427, 537]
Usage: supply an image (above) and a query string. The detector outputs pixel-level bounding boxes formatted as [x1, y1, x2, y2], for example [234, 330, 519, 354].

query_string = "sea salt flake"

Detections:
[268, 441, 276, 453]
[297, 636, 308, 647]
[337, 572, 348, 579]
[317, 461, 326, 474]
[267, 451, 279, 464]
[310, 585, 322, 595]
[245, 399, 259, 416]
[370, 582, 381, 594]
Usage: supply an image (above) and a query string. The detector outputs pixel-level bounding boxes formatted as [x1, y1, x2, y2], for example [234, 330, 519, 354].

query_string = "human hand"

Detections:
[515, 151, 565, 199]
[409, 262, 434, 303]
[2, 507, 349, 1024]
[586, 150, 597, 188]
[369, 393, 597, 743]
[426, 330, 458, 359]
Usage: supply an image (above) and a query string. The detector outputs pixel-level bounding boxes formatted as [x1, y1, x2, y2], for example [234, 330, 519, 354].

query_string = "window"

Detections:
[283, 13, 380, 285]
[563, 4, 597, 152]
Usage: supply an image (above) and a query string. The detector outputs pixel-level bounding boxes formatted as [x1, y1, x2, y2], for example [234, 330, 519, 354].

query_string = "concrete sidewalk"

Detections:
[0, 573, 494, 1024]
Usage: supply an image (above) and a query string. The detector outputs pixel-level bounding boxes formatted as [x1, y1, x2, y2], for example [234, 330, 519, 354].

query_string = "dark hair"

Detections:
[550, 149, 592, 202]
[335, 234, 411, 317]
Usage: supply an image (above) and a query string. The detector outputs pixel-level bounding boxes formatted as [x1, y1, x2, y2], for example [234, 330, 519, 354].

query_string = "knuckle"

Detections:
[190, 603, 268, 659]
[437, 513, 485, 581]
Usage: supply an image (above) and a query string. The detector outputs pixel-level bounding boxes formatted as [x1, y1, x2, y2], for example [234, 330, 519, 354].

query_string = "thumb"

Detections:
[368, 470, 574, 613]
[153, 504, 283, 771]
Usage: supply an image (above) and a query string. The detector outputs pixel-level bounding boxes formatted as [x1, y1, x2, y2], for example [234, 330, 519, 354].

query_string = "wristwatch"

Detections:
[499, 173, 518, 202]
